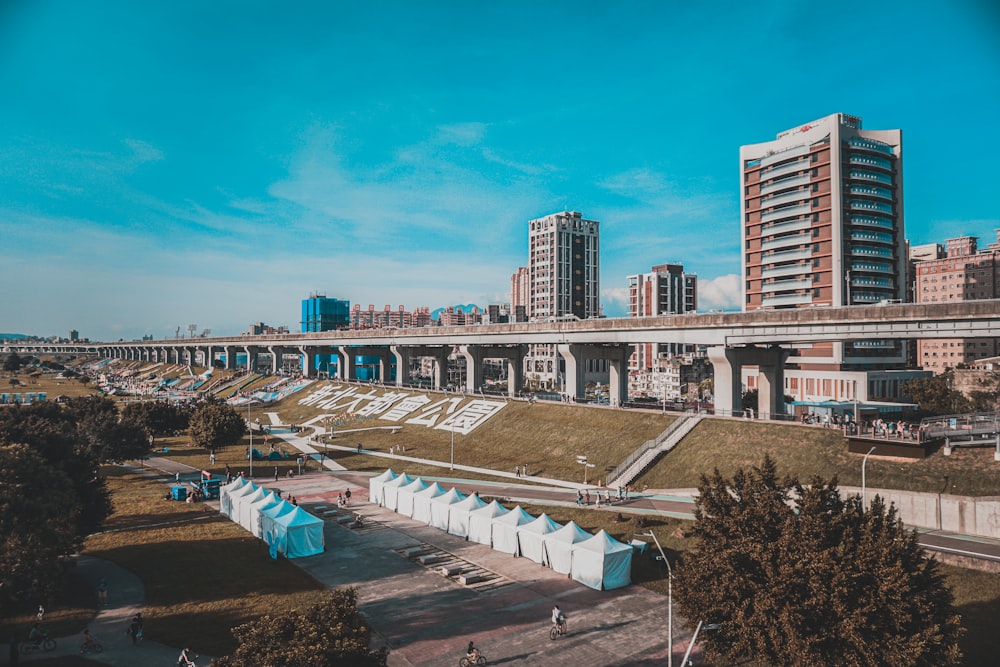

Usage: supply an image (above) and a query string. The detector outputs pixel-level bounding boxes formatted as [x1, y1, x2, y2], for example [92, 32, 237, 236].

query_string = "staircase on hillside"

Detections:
[606, 414, 704, 490]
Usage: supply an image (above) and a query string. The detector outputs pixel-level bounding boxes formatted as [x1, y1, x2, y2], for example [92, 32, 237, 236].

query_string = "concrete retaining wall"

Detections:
[844, 486, 1000, 539]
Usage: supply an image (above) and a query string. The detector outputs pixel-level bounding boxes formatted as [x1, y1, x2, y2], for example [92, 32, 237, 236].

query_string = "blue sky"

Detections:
[2, 1, 998, 341]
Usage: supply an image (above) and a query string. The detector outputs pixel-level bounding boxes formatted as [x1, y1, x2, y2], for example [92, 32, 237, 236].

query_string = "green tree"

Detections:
[121, 400, 189, 440]
[902, 370, 971, 416]
[188, 401, 246, 452]
[212, 588, 388, 667]
[0, 443, 82, 606]
[3, 352, 23, 373]
[0, 402, 111, 537]
[65, 395, 150, 462]
[675, 456, 963, 667]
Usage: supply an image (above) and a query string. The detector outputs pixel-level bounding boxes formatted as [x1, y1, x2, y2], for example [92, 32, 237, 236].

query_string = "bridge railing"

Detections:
[605, 417, 691, 484]
[920, 411, 1000, 442]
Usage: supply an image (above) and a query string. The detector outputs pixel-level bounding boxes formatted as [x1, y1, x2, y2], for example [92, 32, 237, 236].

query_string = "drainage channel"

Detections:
[392, 543, 514, 593]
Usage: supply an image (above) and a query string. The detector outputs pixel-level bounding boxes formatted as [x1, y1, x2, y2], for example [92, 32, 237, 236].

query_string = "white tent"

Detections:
[368, 469, 398, 506]
[411, 482, 446, 524]
[542, 521, 593, 575]
[468, 500, 510, 546]
[395, 478, 430, 518]
[260, 500, 295, 547]
[491, 506, 535, 555]
[247, 491, 282, 538]
[219, 477, 247, 518]
[570, 530, 633, 590]
[237, 486, 270, 532]
[270, 506, 325, 559]
[429, 488, 465, 531]
[225, 481, 260, 522]
[446, 493, 488, 538]
[380, 473, 415, 511]
[516, 513, 562, 564]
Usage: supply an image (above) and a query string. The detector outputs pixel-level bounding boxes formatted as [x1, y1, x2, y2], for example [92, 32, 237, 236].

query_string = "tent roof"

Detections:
[371, 468, 397, 483]
[241, 487, 269, 504]
[517, 513, 561, 535]
[382, 473, 415, 489]
[469, 499, 509, 519]
[250, 490, 280, 507]
[415, 482, 446, 498]
[544, 520, 592, 544]
[276, 506, 323, 527]
[493, 505, 534, 527]
[224, 477, 246, 492]
[431, 487, 466, 505]
[400, 478, 430, 494]
[450, 494, 488, 512]
[261, 500, 295, 519]
[573, 529, 632, 555]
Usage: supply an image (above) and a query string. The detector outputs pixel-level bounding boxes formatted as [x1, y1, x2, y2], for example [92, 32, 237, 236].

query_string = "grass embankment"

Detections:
[635, 418, 1000, 497]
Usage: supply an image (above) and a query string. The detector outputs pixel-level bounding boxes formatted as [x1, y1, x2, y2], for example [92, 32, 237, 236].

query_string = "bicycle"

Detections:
[20, 636, 56, 654]
[549, 619, 568, 640]
[80, 638, 104, 654]
[459, 649, 487, 666]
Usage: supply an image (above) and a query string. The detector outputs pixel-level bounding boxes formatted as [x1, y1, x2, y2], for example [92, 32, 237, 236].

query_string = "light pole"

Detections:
[640, 531, 673, 667]
[862, 445, 876, 510]
[450, 427, 455, 471]
[576, 455, 594, 486]
[248, 401, 253, 479]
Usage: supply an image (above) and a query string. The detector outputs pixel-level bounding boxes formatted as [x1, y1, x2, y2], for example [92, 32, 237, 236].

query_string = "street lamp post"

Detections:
[450, 427, 455, 471]
[576, 455, 594, 486]
[640, 531, 673, 667]
[248, 401, 253, 479]
[862, 445, 877, 510]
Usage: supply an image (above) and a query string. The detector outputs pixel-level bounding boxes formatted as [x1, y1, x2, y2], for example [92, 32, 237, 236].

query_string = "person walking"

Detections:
[515, 465, 520, 478]
[357, 442, 363, 453]
[274, 466, 279, 482]
[36, 605, 44, 622]
[345, 488, 352, 506]
[97, 578, 108, 605]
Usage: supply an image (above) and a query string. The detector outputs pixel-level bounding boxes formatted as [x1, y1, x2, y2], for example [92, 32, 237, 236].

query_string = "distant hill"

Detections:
[0, 333, 28, 339]
[430, 304, 479, 321]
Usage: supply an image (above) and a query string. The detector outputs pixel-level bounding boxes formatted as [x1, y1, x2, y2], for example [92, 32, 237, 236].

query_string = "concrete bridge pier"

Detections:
[556, 344, 630, 405]
[708, 345, 790, 419]
[267, 345, 287, 374]
[224, 346, 239, 370]
[243, 345, 261, 372]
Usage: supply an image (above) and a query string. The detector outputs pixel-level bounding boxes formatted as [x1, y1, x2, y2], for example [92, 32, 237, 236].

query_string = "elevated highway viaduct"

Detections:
[8, 301, 1000, 420]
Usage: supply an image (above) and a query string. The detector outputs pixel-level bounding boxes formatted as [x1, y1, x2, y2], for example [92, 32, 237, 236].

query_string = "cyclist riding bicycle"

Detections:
[81, 628, 98, 651]
[551, 605, 567, 632]
[28, 623, 47, 645]
[466, 640, 479, 660]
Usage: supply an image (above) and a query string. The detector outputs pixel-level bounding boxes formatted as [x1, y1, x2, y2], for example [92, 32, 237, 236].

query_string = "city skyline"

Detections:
[2, 1, 998, 341]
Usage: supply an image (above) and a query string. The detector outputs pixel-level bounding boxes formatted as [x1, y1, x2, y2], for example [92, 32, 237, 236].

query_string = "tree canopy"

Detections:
[121, 400, 190, 440]
[188, 401, 247, 452]
[902, 370, 971, 417]
[211, 588, 388, 667]
[674, 456, 963, 667]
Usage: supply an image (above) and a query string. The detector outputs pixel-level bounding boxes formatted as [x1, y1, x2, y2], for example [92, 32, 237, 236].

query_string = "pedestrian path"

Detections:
[9, 555, 211, 667]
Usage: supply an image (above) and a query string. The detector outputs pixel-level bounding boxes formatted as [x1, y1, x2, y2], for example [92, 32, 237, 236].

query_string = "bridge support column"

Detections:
[224, 346, 238, 370]
[268, 346, 287, 374]
[457, 346, 484, 394]
[556, 344, 587, 401]
[708, 345, 790, 419]
[390, 346, 411, 387]
[337, 346, 357, 381]
[243, 346, 261, 372]
[299, 347, 318, 378]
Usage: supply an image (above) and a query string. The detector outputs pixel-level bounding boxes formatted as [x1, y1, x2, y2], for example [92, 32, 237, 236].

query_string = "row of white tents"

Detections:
[219, 477, 325, 559]
[370, 469, 632, 590]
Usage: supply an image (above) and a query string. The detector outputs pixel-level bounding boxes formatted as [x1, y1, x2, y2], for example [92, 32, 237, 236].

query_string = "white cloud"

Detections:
[697, 274, 741, 312]
[601, 286, 630, 316]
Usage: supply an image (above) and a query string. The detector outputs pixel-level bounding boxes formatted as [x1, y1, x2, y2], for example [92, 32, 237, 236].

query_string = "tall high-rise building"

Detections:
[301, 293, 350, 332]
[510, 266, 529, 312]
[739, 114, 925, 408]
[524, 211, 601, 388]
[528, 211, 600, 321]
[741, 112, 907, 371]
[628, 263, 697, 370]
[914, 231, 1000, 373]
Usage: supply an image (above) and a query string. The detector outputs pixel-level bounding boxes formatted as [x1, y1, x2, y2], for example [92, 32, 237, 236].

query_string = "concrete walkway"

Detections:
[8, 555, 209, 666]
